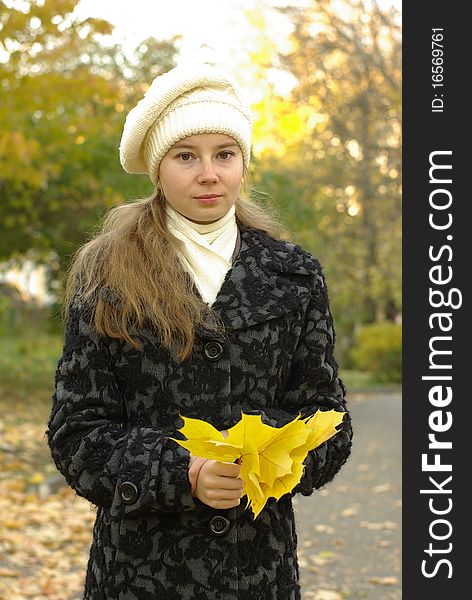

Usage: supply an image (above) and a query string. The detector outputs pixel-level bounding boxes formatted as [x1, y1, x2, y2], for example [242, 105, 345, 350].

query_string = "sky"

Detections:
[73, 0, 304, 59]
[73, 0, 308, 98]
[73, 0, 400, 98]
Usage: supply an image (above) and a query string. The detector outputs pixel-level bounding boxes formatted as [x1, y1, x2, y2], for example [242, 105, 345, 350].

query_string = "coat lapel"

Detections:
[208, 223, 320, 332]
[100, 222, 321, 335]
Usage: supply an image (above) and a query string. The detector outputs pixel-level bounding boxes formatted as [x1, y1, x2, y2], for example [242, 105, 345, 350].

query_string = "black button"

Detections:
[118, 481, 139, 505]
[209, 515, 231, 536]
[204, 340, 224, 361]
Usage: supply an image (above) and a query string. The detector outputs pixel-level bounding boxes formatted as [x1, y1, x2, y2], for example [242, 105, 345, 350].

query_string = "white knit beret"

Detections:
[119, 64, 253, 183]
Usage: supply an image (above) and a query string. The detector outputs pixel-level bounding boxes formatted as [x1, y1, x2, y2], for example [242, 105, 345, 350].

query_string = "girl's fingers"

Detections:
[195, 460, 244, 508]
[211, 460, 241, 478]
[203, 475, 244, 491]
[207, 487, 244, 501]
[212, 493, 243, 507]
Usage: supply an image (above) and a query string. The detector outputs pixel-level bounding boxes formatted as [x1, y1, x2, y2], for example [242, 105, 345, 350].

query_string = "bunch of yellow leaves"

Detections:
[169, 409, 345, 519]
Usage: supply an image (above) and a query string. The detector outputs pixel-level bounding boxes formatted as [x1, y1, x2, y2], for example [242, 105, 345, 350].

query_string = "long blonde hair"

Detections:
[62, 171, 286, 362]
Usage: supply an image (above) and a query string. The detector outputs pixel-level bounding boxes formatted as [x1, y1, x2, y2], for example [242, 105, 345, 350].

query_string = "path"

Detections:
[294, 391, 402, 600]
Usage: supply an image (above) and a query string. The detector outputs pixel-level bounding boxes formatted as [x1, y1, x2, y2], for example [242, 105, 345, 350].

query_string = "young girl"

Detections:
[47, 64, 353, 600]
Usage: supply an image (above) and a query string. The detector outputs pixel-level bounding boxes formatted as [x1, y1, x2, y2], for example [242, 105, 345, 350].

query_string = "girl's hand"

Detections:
[194, 460, 244, 509]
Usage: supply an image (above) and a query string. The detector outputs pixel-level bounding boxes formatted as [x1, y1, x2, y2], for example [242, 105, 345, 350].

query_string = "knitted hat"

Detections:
[119, 64, 252, 183]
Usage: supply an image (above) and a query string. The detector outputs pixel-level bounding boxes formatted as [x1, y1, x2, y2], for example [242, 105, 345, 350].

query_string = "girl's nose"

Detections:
[197, 160, 219, 183]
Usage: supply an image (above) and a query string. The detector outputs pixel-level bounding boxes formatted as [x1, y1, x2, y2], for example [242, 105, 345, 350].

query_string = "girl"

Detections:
[47, 64, 353, 600]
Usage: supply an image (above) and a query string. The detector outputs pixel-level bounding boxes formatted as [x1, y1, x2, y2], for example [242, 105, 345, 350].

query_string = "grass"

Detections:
[0, 332, 63, 390]
[0, 333, 63, 421]
[0, 331, 64, 484]
[341, 369, 400, 391]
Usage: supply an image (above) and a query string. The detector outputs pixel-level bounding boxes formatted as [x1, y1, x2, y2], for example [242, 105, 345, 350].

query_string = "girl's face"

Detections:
[158, 133, 244, 224]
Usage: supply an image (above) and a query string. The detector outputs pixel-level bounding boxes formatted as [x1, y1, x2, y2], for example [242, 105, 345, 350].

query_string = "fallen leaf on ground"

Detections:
[309, 550, 338, 566]
[360, 520, 397, 530]
[340, 505, 359, 517]
[369, 576, 399, 586]
[314, 524, 335, 534]
[373, 483, 391, 493]
[313, 590, 343, 600]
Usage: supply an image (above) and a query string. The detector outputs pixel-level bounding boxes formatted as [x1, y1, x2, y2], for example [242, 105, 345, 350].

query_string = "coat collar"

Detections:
[100, 223, 321, 335]
[207, 223, 321, 333]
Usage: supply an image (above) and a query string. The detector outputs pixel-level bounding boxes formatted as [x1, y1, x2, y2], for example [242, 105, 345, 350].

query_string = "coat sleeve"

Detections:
[46, 298, 198, 518]
[247, 265, 353, 496]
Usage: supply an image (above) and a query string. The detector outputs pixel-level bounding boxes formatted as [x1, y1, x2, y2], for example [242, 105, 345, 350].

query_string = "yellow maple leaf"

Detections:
[177, 415, 224, 440]
[169, 409, 345, 519]
[257, 416, 309, 485]
[168, 415, 242, 462]
[264, 409, 346, 505]
[304, 409, 346, 448]
[169, 437, 241, 463]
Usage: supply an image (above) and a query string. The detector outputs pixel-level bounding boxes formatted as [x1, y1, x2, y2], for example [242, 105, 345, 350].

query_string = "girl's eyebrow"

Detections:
[171, 142, 240, 150]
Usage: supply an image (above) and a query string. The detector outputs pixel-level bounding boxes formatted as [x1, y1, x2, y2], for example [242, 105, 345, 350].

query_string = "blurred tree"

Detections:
[232, 0, 401, 362]
[237, 4, 329, 252]
[0, 0, 178, 290]
[275, 0, 401, 339]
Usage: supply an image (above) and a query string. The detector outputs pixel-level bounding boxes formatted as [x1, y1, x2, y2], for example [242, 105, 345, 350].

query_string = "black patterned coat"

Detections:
[46, 222, 353, 600]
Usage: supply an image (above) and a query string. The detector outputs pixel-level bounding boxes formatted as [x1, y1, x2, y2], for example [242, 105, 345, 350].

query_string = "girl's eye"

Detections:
[176, 151, 235, 161]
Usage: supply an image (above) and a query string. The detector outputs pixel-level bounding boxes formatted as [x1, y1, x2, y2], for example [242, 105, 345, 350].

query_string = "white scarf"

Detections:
[165, 203, 238, 306]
